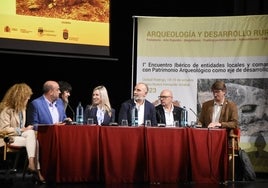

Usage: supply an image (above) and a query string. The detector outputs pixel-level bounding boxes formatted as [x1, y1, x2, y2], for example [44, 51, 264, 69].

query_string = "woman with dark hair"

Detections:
[58, 81, 72, 111]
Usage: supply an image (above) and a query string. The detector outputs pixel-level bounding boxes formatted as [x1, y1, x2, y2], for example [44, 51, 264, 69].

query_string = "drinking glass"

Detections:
[121, 119, 128, 126]
[145, 120, 151, 127]
[87, 118, 94, 125]
[173, 121, 180, 127]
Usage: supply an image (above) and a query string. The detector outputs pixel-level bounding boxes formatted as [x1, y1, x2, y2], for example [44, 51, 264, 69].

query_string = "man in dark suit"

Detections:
[155, 89, 183, 127]
[26, 80, 71, 126]
[118, 82, 157, 126]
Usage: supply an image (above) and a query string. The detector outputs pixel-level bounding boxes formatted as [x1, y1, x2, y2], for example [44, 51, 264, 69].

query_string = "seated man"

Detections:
[26, 80, 71, 126]
[155, 89, 184, 127]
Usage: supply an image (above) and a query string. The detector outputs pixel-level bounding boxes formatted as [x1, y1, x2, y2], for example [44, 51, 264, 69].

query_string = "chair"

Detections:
[228, 128, 241, 181]
[0, 133, 28, 180]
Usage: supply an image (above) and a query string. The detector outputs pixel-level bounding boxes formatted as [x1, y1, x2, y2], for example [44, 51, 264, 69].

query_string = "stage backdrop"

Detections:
[134, 15, 268, 172]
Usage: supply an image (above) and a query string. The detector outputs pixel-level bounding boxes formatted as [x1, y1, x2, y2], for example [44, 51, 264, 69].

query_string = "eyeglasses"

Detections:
[158, 96, 171, 99]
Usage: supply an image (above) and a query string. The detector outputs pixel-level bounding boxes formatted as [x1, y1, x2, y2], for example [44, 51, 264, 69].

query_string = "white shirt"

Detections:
[96, 107, 105, 125]
[163, 105, 174, 127]
[212, 102, 223, 123]
[48, 102, 59, 124]
[136, 103, 145, 126]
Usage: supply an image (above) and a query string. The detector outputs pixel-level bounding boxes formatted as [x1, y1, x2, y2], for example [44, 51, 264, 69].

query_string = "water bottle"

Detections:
[181, 106, 188, 127]
[76, 102, 84, 124]
[131, 105, 138, 126]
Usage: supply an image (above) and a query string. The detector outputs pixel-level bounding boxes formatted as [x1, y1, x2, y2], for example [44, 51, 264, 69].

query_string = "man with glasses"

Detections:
[155, 89, 184, 127]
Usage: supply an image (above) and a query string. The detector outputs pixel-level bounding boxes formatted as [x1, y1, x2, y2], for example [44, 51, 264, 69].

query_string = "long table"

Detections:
[188, 128, 228, 183]
[100, 126, 146, 183]
[38, 125, 100, 183]
[37, 125, 228, 184]
[146, 127, 190, 183]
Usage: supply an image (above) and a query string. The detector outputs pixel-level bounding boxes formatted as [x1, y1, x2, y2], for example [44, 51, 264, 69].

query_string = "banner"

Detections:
[135, 15, 268, 172]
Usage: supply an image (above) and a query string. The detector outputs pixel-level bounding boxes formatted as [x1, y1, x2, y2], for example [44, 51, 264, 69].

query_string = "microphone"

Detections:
[67, 103, 75, 122]
[189, 108, 201, 127]
[189, 108, 198, 119]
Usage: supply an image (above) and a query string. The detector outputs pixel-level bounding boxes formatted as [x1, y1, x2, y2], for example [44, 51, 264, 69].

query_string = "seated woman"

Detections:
[84, 85, 115, 125]
[0, 83, 46, 184]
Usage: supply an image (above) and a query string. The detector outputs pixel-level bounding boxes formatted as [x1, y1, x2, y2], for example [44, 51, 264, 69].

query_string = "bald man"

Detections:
[26, 80, 71, 126]
[155, 89, 184, 127]
[118, 82, 157, 126]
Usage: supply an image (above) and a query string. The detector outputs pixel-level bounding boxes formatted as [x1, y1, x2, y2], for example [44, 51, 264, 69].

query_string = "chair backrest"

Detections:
[228, 127, 241, 181]
[233, 128, 241, 143]
[229, 128, 240, 150]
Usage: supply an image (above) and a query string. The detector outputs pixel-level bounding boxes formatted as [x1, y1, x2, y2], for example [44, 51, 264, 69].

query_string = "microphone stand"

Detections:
[67, 103, 75, 122]
[189, 108, 198, 119]
[189, 108, 200, 127]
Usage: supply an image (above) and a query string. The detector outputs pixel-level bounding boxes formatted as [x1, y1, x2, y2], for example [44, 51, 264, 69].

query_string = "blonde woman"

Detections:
[0, 83, 45, 184]
[84, 85, 115, 125]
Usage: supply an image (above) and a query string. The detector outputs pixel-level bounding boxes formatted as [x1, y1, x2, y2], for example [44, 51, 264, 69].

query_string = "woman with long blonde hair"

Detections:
[84, 85, 115, 125]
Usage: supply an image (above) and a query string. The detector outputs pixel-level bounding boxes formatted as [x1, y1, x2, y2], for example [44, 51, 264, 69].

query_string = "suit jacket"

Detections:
[0, 108, 26, 147]
[118, 99, 157, 126]
[83, 105, 115, 125]
[155, 104, 183, 126]
[26, 95, 67, 125]
[198, 98, 239, 129]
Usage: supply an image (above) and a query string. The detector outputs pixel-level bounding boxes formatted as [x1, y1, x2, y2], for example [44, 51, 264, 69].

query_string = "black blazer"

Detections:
[83, 105, 115, 125]
[118, 99, 157, 126]
[155, 104, 183, 126]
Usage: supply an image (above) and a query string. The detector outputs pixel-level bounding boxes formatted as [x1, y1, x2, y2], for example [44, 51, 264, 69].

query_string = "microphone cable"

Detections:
[67, 103, 75, 121]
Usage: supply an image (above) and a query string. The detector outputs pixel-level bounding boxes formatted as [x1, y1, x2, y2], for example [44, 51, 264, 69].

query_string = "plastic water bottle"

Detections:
[76, 102, 84, 124]
[131, 106, 138, 126]
[181, 106, 188, 127]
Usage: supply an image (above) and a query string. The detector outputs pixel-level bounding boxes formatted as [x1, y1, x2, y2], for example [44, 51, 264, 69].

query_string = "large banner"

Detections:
[135, 15, 268, 172]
